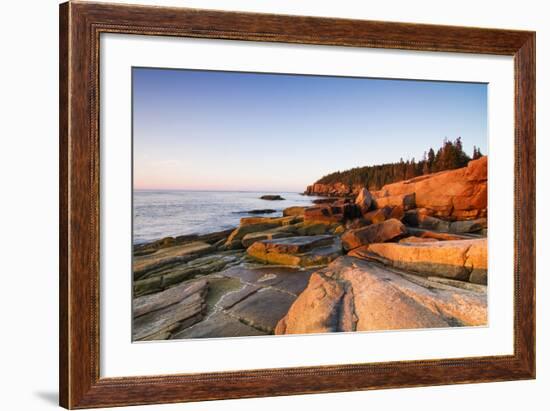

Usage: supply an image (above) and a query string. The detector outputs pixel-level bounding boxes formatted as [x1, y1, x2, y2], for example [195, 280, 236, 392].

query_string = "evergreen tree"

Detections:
[316, 137, 475, 190]
[427, 148, 436, 173]
[472, 146, 483, 159]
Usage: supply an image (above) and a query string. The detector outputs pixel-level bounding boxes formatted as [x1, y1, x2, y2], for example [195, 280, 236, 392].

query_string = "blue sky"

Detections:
[133, 67, 487, 191]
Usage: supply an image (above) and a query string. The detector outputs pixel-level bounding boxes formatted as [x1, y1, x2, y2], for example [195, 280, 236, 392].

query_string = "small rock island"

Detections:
[260, 195, 285, 201]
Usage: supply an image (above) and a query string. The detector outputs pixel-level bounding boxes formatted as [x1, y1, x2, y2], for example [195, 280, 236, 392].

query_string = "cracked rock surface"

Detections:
[275, 256, 487, 335]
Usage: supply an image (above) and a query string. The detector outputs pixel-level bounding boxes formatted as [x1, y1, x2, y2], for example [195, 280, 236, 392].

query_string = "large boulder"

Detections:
[341, 218, 406, 251]
[350, 238, 487, 283]
[374, 193, 416, 210]
[275, 257, 487, 335]
[362, 206, 404, 224]
[246, 235, 342, 267]
[355, 188, 373, 213]
[304, 202, 359, 223]
[372, 157, 487, 219]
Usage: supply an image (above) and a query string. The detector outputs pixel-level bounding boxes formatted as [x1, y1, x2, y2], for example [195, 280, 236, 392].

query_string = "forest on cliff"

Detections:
[316, 137, 483, 190]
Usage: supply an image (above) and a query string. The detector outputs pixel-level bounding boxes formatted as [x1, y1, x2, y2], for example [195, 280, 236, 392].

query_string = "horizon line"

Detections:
[133, 188, 304, 193]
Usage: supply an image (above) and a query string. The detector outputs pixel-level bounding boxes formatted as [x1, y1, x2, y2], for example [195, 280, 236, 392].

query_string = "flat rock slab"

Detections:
[133, 279, 208, 318]
[171, 312, 266, 339]
[133, 252, 242, 297]
[398, 236, 439, 244]
[350, 238, 487, 283]
[257, 235, 335, 254]
[406, 227, 471, 241]
[240, 216, 298, 226]
[133, 241, 213, 278]
[133, 280, 208, 341]
[227, 288, 297, 333]
[220, 266, 314, 296]
[241, 231, 293, 248]
[247, 236, 342, 267]
[217, 283, 261, 310]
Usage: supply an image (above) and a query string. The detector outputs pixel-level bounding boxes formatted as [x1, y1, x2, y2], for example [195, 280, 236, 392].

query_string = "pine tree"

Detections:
[316, 137, 475, 190]
[472, 146, 483, 159]
[427, 148, 435, 173]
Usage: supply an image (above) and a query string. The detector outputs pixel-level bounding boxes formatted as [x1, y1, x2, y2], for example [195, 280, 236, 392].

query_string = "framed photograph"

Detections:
[59, 1, 535, 408]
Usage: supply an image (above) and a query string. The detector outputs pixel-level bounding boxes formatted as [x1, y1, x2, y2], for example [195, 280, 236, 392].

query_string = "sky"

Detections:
[133, 67, 487, 192]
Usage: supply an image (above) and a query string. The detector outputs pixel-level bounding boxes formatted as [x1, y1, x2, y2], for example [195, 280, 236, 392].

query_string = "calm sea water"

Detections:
[133, 190, 322, 245]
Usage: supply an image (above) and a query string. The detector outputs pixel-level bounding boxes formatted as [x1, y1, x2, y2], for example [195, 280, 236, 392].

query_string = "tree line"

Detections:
[316, 137, 484, 190]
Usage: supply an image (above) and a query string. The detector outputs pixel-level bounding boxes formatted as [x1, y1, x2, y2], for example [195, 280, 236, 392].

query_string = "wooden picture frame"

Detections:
[59, 1, 535, 408]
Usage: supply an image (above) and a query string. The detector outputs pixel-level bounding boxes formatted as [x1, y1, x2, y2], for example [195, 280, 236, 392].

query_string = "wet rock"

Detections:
[341, 218, 406, 251]
[350, 238, 487, 282]
[275, 257, 487, 335]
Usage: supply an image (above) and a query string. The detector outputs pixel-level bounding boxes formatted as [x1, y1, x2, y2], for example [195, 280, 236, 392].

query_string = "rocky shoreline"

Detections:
[133, 156, 488, 341]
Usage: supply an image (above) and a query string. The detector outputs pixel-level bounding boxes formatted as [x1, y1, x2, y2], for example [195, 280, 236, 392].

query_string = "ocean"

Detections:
[133, 190, 322, 245]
